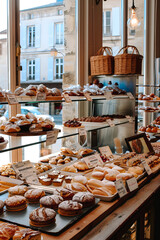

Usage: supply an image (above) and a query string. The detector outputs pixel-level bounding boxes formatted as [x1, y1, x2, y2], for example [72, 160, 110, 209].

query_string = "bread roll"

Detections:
[91, 171, 104, 180]
[72, 175, 87, 185]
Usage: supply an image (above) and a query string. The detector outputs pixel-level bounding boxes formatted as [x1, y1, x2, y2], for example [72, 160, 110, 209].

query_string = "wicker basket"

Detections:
[90, 47, 114, 76]
[114, 45, 143, 75]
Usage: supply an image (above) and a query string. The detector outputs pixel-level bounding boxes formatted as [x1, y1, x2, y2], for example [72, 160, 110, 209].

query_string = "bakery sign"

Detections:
[12, 160, 39, 184]
[83, 153, 104, 168]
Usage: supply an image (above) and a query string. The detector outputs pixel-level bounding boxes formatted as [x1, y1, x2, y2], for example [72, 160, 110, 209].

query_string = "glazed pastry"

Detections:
[8, 185, 28, 197]
[37, 84, 47, 93]
[13, 228, 41, 240]
[58, 200, 83, 216]
[73, 161, 89, 171]
[24, 189, 45, 203]
[29, 207, 56, 227]
[25, 90, 36, 96]
[16, 114, 26, 120]
[0, 223, 19, 240]
[29, 123, 43, 132]
[72, 192, 95, 207]
[8, 117, 19, 123]
[26, 85, 37, 91]
[64, 120, 82, 128]
[40, 195, 63, 209]
[14, 87, 24, 96]
[72, 175, 87, 185]
[4, 124, 21, 133]
[5, 195, 27, 211]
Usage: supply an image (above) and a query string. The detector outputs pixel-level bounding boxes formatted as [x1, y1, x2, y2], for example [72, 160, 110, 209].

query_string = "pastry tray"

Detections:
[0, 191, 100, 236]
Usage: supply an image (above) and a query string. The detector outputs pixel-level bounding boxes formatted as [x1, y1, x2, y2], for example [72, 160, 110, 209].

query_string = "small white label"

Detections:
[99, 146, 112, 156]
[126, 177, 138, 192]
[83, 153, 103, 168]
[36, 92, 46, 101]
[141, 160, 152, 175]
[78, 127, 87, 136]
[126, 115, 133, 123]
[105, 92, 113, 100]
[127, 92, 134, 100]
[107, 119, 115, 127]
[63, 93, 72, 103]
[6, 94, 18, 105]
[12, 160, 39, 184]
[115, 179, 127, 198]
[46, 129, 59, 146]
[84, 92, 92, 101]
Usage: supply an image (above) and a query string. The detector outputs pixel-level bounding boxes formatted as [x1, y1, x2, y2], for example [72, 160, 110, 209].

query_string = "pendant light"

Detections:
[127, 0, 141, 30]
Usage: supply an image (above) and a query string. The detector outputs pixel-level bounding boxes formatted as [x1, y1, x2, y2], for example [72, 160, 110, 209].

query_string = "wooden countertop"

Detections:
[0, 174, 160, 240]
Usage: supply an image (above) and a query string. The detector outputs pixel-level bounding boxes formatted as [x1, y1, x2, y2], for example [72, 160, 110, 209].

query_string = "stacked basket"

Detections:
[90, 45, 143, 76]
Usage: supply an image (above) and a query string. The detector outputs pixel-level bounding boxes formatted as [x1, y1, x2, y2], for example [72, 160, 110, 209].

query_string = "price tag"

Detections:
[126, 115, 133, 123]
[141, 160, 152, 175]
[105, 91, 113, 100]
[99, 146, 112, 156]
[36, 92, 46, 101]
[78, 127, 87, 136]
[115, 179, 127, 198]
[127, 92, 134, 100]
[63, 93, 72, 103]
[107, 119, 115, 127]
[126, 177, 138, 192]
[12, 160, 39, 184]
[6, 94, 18, 105]
[84, 92, 92, 101]
[83, 153, 104, 168]
[46, 129, 59, 146]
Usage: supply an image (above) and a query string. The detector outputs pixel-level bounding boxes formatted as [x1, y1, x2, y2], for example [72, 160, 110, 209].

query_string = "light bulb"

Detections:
[127, 8, 141, 30]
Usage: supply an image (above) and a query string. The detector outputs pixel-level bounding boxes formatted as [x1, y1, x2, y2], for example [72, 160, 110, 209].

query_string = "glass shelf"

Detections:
[0, 118, 132, 153]
[0, 95, 131, 105]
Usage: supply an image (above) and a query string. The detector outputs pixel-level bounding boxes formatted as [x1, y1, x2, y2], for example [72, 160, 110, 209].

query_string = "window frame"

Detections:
[103, 10, 112, 36]
[55, 22, 64, 45]
[55, 58, 64, 80]
[28, 25, 35, 48]
[27, 59, 35, 80]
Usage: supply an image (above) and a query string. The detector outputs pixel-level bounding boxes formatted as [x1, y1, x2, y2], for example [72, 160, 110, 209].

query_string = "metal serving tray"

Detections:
[0, 192, 99, 236]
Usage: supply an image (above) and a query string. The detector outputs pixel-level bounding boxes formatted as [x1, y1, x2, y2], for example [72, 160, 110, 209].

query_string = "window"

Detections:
[55, 58, 63, 79]
[58, 10, 63, 15]
[28, 26, 35, 47]
[130, 29, 136, 36]
[103, 11, 111, 36]
[28, 60, 35, 80]
[55, 23, 64, 45]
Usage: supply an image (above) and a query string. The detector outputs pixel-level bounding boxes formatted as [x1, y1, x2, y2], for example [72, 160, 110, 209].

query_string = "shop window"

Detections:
[130, 29, 136, 36]
[103, 11, 111, 36]
[28, 60, 35, 80]
[55, 58, 64, 79]
[28, 26, 35, 47]
[55, 22, 64, 45]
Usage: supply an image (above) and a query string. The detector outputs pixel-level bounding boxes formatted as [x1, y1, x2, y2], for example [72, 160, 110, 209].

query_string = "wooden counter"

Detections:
[0, 174, 160, 240]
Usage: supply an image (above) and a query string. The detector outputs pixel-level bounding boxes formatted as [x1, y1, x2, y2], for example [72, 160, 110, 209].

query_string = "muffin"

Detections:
[24, 189, 45, 203]
[0, 200, 4, 214]
[8, 185, 28, 197]
[60, 188, 75, 200]
[58, 200, 83, 216]
[52, 179, 63, 187]
[48, 171, 59, 179]
[29, 207, 56, 227]
[72, 192, 95, 207]
[40, 195, 63, 209]
[39, 177, 52, 186]
[5, 195, 27, 211]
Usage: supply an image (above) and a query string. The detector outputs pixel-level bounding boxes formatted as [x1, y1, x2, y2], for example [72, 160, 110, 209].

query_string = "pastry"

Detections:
[72, 192, 95, 207]
[61, 165, 77, 173]
[0, 200, 4, 214]
[37, 84, 47, 93]
[39, 177, 52, 186]
[29, 207, 56, 227]
[112, 166, 126, 173]
[48, 171, 60, 179]
[17, 120, 31, 131]
[5, 195, 27, 211]
[65, 176, 73, 183]
[8, 185, 28, 197]
[13, 228, 41, 240]
[64, 120, 82, 127]
[60, 147, 75, 155]
[104, 173, 117, 181]
[128, 166, 143, 177]
[116, 172, 134, 181]
[60, 188, 75, 200]
[73, 161, 89, 171]
[70, 182, 88, 192]
[4, 124, 21, 133]
[29, 123, 43, 132]
[9, 117, 19, 123]
[0, 223, 19, 239]
[91, 171, 104, 180]
[58, 174, 65, 180]
[92, 188, 111, 196]
[24, 189, 45, 203]
[58, 200, 83, 216]
[93, 166, 105, 172]
[26, 85, 37, 91]
[25, 89, 36, 96]
[72, 175, 87, 185]
[102, 180, 117, 194]
[53, 178, 63, 186]
[14, 87, 24, 96]
[40, 195, 63, 209]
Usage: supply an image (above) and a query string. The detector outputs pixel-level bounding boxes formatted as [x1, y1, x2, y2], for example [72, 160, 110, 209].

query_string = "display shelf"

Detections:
[0, 95, 132, 105]
[0, 118, 132, 153]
